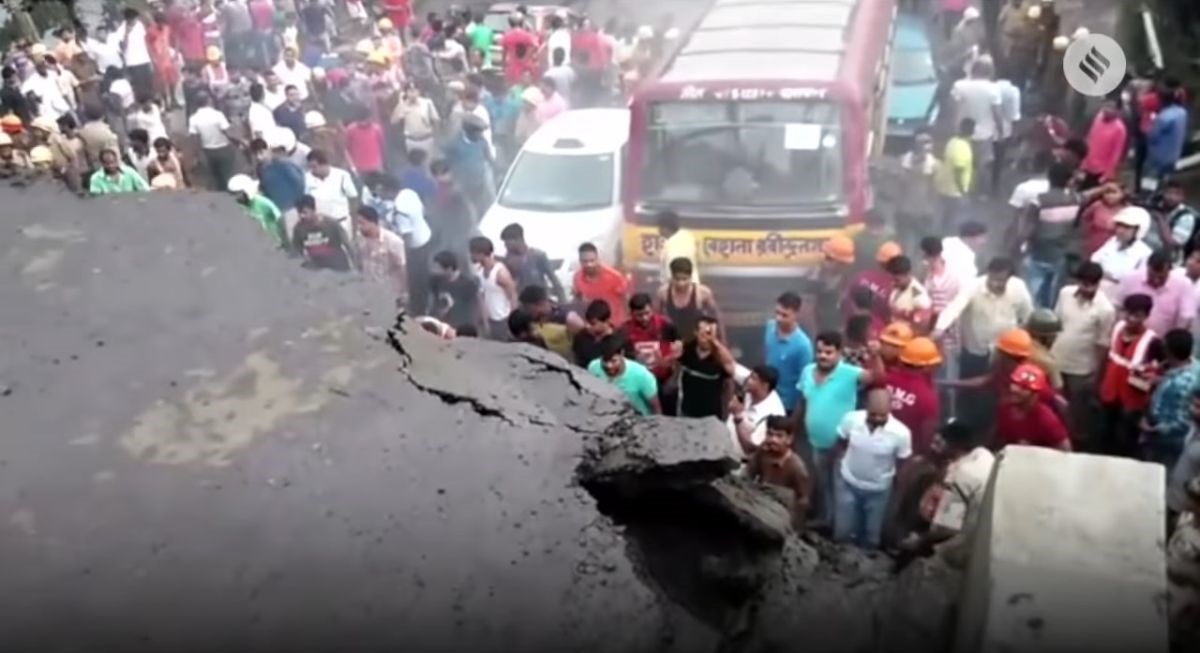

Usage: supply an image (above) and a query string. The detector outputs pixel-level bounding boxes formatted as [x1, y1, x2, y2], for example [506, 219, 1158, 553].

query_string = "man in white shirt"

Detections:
[272, 47, 312, 101]
[187, 91, 241, 191]
[728, 365, 787, 457]
[941, 221, 986, 283]
[833, 388, 912, 549]
[261, 70, 287, 110]
[1052, 262, 1116, 442]
[372, 176, 433, 310]
[934, 256, 1034, 383]
[114, 8, 154, 100]
[21, 54, 72, 120]
[247, 82, 278, 140]
[951, 58, 1003, 196]
[1092, 207, 1154, 297]
[84, 26, 122, 74]
[304, 149, 358, 242]
[545, 14, 571, 66]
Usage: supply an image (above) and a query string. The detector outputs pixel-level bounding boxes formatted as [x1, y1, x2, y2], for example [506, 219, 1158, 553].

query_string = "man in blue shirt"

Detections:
[444, 114, 495, 212]
[1148, 88, 1189, 181]
[257, 140, 307, 249]
[764, 291, 813, 409]
[399, 147, 437, 205]
[794, 331, 883, 525]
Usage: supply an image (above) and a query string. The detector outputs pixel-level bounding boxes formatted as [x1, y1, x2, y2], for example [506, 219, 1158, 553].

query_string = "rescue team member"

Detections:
[815, 235, 856, 333]
[746, 415, 812, 532]
[1099, 293, 1159, 457]
[898, 420, 996, 563]
[995, 363, 1072, 451]
[843, 241, 903, 327]
[879, 321, 916, 369]
[1025, 308, 1064, 391]
[886, 337, 943, 457]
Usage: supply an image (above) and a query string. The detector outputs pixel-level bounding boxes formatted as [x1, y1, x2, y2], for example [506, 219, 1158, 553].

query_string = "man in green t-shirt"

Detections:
[587, 336, 661, 415]
[466, 11, 496, 67]
[228, 174, 288, 249]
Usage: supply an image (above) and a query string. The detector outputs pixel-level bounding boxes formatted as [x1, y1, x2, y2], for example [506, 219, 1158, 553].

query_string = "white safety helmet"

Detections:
[227, 174, 259, 196]
[1026, 5, 1042, 19]
[267, 126, 297, 152]
[1052, 35, 1070, 51]
[963, 6, 980, 20]
[636, 25, 654, 39]
[1071, 26, 1090, 40]
[663, 27, 680, 40]
[304, 110, 327, 129]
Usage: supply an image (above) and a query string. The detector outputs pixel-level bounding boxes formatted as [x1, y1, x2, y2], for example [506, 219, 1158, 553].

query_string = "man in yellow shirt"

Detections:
[658, 209, 699, 283]
[934, 118, 975, 234]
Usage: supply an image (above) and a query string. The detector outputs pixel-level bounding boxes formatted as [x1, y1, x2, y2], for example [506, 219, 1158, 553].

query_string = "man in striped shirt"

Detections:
[922, 235, 965, 416]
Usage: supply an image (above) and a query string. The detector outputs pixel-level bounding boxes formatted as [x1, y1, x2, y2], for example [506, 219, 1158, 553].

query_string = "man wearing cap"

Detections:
[886, 337, 942, 457]
[815, 235, 854, 333]
[188, 91, 241, 191]
[995, 363, 1070, 450]
[258, 129, 307, 244]
[1025, 308, 1064, 391]
[878, 321, 915, 368]
[273, 46, 312, 102]
[843, 241, 903, 327]
[228, 174, 287, 247]
[1092, 207, 1153, 294]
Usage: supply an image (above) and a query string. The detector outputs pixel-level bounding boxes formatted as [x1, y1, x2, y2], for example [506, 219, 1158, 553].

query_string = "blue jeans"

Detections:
[834, 475, 891, 549]
[1023, 256, 1060, 309]
[812, 448, 836, 523]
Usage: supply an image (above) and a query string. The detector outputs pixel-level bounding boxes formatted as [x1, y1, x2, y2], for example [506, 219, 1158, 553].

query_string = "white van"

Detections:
[479, 108, 630, 291]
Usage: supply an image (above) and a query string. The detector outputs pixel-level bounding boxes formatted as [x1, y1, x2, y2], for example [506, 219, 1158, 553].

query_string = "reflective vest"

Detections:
[1100, 321, 1156, 408]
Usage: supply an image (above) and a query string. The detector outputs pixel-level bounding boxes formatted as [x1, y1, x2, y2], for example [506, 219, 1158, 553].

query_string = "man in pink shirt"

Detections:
[535, 76, 568, 123]
[343, 106, 384, 175]
[1116, 250, 1196, 337]
[1080, 100, 1127, 188]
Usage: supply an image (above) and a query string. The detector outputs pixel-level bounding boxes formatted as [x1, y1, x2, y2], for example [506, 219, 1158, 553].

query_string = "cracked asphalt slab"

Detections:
[0, 184, 958, 653]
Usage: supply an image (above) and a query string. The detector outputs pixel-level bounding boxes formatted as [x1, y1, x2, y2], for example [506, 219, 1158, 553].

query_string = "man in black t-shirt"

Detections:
[428, 250, 481, 331]
[292, 194, 354, 271]
[572, 299, 615, 367]
[678, 315, 736, 419]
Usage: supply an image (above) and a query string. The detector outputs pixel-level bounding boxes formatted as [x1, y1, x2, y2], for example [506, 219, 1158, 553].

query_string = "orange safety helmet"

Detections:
[1010, 362, 1048, 393]
[875, 241, 902, 264]
[995, 328, 1033, 358]
[1, 113, 23, 135]
[900, 337, 943, 367]
[880, 321, 915, 347]
[821, 235, 855, 264]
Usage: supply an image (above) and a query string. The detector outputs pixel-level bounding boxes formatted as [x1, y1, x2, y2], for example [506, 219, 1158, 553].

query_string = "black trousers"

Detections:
[127, 64, 155, 101]
[203, 145, 236, 192]
[406, 241, 432, 314]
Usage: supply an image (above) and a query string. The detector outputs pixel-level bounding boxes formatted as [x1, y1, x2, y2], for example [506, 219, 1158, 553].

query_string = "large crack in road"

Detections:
[0, 185, 960, 652]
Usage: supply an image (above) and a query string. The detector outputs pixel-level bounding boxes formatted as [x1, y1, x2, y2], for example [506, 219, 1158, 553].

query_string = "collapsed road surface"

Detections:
[0, 184, 959, 653]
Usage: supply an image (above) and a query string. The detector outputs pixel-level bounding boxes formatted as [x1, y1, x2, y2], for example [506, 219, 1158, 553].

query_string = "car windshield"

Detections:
[499, 151, 615, 212]
[640, 101, 843, 209]
[893, 46, 937, 85]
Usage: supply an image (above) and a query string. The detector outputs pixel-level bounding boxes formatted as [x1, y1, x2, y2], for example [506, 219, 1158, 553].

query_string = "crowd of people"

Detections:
[0, 0, 1198, 647]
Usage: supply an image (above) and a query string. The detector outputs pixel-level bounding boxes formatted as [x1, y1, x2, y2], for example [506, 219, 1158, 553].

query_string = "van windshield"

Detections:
[639, 101, 843, 210]
[499, 151, 615, 212]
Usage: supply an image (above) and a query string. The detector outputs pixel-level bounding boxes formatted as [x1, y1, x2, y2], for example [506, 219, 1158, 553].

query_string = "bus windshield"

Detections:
[639, 101, 844, 210]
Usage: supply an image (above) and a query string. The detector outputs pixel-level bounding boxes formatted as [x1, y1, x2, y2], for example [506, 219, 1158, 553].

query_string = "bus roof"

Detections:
[649, 0, 892, 92]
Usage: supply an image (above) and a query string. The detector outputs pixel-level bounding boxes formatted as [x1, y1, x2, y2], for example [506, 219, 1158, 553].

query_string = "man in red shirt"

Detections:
[620, 292, 682, 416]
[1080, 100, 1127, 188]
[500, 13, 539, 84]
[886, 337, 942, 457]
[995, 363, 1071, 451]
[573, 242, 629, 326]
[343, 105, 384, 175]
[842, 241, 902, 326]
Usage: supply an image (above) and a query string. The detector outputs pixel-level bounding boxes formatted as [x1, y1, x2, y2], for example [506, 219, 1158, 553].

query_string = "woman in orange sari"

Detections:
[148, 13, 181, 109]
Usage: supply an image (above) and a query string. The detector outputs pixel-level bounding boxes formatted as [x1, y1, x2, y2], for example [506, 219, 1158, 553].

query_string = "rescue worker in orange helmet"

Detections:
[940, 328, 1066, 431]
[995, 363, 1071, 451]
[815, 234, 856, 332]
[879, 321, 916, 368]
[886, 337, 943, 457]
[842, 241, 903, 327]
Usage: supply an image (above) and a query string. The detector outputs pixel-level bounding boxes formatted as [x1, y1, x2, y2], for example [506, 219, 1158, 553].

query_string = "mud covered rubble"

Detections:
[0, 186, 958, 653]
